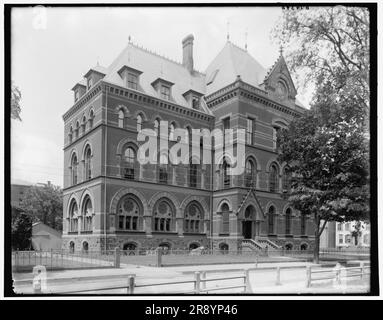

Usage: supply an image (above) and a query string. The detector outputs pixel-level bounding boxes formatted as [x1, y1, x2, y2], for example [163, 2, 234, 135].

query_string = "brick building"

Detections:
[62, 35, 315, 252]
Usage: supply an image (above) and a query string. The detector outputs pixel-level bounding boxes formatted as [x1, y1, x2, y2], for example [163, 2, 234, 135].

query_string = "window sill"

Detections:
[80, 231, 93, 234]
[183, 232, 206, 235]
[68, 231, 78, 235]
[115, 230, 145, 233]
[151, 231, 178, 235]
[219, 233, 230, 236]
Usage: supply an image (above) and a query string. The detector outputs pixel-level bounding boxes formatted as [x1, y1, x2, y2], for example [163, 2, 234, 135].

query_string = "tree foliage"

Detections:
[20, 183, 63, 231]
[11, 82, 22, 121]
[12, 210, 32, 250]
[272, 6, 370, 118]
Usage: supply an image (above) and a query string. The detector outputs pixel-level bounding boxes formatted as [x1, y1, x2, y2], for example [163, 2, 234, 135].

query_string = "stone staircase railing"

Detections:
[241, 239, 265, 251]
[256, 238, 282, 250]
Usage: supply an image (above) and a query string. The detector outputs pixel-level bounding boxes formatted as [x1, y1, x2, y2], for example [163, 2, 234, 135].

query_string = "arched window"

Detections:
[154, 119, 160, 136]
[82, 241, 89, 252]
[68, 126, 73, 144]
[301, 213, 306, 235]
[159, 153, 168, 184]
[69, 241, 75, 253]
[285, 208, 292, 235]
[169, 123, 175, 141]
[282, 166, 291, 192]
[89, 110, 94, 129]
[136, 114, 142, 132]
[184, 202, 204, 233]
[245, 159, 256, 187]
[68, 199, 78, 232]
[117, 195, 143, 231]
[189, 162, 198, 188]
[269, 164, 279, 193]
[219, 243, 229, 254]
[118, 109, 125, 128]
[124, 147, 136, 180]
[81, 116, 86, 135]
[221, 203, 230, 234]
[82, 195, 93, 232]
[75, 121, 80, 139]
[223, 158, 230, 188]
[268, 206, 275, 234]
[153, 198, 175, 232]
[84, 145, 92, 180]
[71, 153, 78, 185]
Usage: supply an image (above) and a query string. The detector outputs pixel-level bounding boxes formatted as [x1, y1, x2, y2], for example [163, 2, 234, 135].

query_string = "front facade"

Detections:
[335, 221, 370, 248]
[62, 35, 315, 253]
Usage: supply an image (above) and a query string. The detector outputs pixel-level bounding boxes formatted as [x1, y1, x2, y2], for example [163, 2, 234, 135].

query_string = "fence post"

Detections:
[335, 265, 341, 285]
[360, 262, 364, 279]
[201, 271, 207, 290]
[157, 248, 163, 267]
[306, 266, 311, 288]
[244, 269, 252, 293]
[51, 249, 53, 270]
[114, 247, 120, 268]
[127, 275, 135, 294]
[276, 267, 282, 286]
[194, 272, 201, 294]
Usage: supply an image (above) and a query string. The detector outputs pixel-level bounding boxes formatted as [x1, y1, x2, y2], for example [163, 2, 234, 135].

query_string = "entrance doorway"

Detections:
[242, 221, 252, 239]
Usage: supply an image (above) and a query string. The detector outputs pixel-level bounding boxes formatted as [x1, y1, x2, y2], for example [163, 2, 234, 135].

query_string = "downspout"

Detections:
[104, 84, 108, 253]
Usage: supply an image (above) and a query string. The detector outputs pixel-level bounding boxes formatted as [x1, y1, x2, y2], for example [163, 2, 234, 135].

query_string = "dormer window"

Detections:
[183, 89, 203, 110]
[151, 78, 174, 101]
[75, 90, 79, 102]
[83, 66, 106, 92]
[161, 85, 171, 100]
[118, 65, 142, 91]
[71, 82, 86, 104]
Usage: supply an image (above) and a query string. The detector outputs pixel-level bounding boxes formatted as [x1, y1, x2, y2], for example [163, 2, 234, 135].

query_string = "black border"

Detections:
[3, 2, 379, 300]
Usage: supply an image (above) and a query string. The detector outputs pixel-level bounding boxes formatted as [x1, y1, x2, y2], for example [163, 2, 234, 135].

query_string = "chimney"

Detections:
[182, 34, 194, 72]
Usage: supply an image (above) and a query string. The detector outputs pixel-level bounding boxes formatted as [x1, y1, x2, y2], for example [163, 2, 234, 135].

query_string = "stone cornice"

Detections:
[205, 79, 306, 118]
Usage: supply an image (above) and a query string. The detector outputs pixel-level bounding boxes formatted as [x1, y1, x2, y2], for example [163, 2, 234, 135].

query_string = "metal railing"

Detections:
[12, 249, 117, 272]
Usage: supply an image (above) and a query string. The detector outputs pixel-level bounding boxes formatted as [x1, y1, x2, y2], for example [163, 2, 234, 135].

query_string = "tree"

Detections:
[11, 82, 22, 121]
[278, 102, 369, 263]
[20, 183, 63, 231]
[272, 6, 369, 120]
[351, 221, 363, 246]
[11, 210, 32, 250]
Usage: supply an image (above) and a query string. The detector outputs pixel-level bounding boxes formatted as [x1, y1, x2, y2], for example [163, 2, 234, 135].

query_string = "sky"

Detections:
[10, 6, 312, 188]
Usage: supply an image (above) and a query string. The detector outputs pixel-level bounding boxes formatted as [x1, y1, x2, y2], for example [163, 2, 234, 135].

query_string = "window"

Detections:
[153, 199, 174, 232]
[117, 195, 142, 231]
[245, 159, 256, 187]
[345, 223, 350, 231]
[154, 119, 160, 136]
[75, 121, 80, 139]
[184, 202, 203, 233]
[84, 145, 92, 180]
[68, 127, 73, 144]
[118, 109, 125, 128]
[363, 234, 370, 244]
[345, 234, 352, 244]
[268, 206, 275, 234]
[169, 123, 175, 141]
[124, 147, 136, 180]
[81, 116, 86, 135]
[136, 114, 142, 132]
[87, 77, 93, 90]
[282, 167, 291, 191]
[127, 73, 138, 90]
[246, 118, 254, 145]
[71, 154, 78, 185]
[223, 159, 230, 188]
[301, 214, 306, 235]
[189, 163, 198, 188]
[337, 223, 342, 231]
[285, 208, 292, 234]
[68, 200, 78, 232]
[159, 154, 168, 184]
[89, 110, 94, 129]
[161, 85, 171, 100]
[82, 196, 93, 232]
[192, 96, 199, 109]
[269, 164, 279, 192]
[75, 90, 79, 102]
[273, 127, 281, 150]
[221, 203, 230, 234]
[339, 234, 344, 244]
[223, 117, 230, 144]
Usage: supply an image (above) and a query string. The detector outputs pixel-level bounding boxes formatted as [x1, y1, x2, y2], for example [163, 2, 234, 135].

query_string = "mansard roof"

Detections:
[205, 41, 268, 96]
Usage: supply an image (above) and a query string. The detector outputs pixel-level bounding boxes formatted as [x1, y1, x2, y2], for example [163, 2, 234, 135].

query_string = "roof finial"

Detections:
[279, 44, 283, 56]
[226, 21, 230, 41]
[128, 35, 131, 43]
[245, 28, 248, 51]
